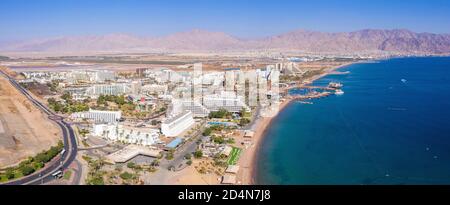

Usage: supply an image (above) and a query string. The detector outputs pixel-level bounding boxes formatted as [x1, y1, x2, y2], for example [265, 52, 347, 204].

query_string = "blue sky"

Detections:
[1, 0, 450, 41]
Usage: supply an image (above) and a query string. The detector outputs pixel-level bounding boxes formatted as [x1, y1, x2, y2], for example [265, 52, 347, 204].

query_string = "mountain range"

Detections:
[2, 29, 450, 55]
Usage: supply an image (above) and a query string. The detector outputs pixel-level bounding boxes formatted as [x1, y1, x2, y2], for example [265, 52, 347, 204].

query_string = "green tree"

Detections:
[61, 92, 72, 102]
[35, 152, 50, 164]
[88, 176, 104, 185]
[20, 165, 35, 176]
[97, 95, 106, 106]
[127, 162, 136, 169]
[5, 169, 15, 180]
[32, 162, 44, 170]
[202, 127, 212, 136]
[151, 160, 160, 167]
[165, 152, 174, 160]
[194, 150, 203, 159]
[119, 172, 134, 180]
[239, 118, 251, 126]
[212, 136, 226, 144]
[47, 98, 56, 105]
[115, 95, 126, 105]
[208, 109, 231, 119]
[53, 103, 62, 112]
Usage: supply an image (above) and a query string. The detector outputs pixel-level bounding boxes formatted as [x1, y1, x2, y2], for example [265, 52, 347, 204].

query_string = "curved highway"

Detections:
[0, 70, 78, 185]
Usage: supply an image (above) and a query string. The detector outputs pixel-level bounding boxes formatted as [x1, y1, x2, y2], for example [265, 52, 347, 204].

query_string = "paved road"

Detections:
[70, 160, 82, 185]
[145, 122, 206, 184]
[160, 121, 206, 171]
[0, 70, 78, 185]
[244, 105, 262, 131]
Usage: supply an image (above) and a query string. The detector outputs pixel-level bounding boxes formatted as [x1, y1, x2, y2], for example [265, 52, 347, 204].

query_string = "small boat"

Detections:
[335, 89, 344, 95]
[401, 79, 407, 83]
[328, 82, 343, 89]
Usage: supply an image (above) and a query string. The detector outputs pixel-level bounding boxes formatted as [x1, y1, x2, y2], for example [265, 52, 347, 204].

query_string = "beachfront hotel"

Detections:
[161, 111, 195, 137]
[182, 100, 210, 118]
[92, 123, 160, 146]
[203, 91, 250, 113]
[70, 109, 122, 124]
[170, 91, 249, 118]
[170, 99, 210, 118]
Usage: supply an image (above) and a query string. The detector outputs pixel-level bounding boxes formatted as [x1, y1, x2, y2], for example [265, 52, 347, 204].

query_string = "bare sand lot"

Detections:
[0, 75, 60, 168]
[167, 163, 221, 185]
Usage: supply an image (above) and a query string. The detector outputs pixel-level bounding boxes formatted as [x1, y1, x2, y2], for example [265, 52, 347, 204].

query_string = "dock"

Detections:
[280, 81, 343, 101]
[297, 85, 336, 91]
[290, 91, 332, 101]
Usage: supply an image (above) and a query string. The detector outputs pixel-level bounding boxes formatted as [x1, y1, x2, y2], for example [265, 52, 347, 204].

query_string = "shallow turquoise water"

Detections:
[256, 57, 450, 185]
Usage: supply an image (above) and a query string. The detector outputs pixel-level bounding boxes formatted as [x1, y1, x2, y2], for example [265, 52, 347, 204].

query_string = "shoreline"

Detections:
[240, 61, 358, 185]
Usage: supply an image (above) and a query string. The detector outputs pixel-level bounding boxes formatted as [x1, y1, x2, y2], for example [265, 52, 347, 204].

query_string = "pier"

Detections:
[296, 85, 336, 91]
[281, 83, 342, 102]
[328, 71, 350, 75]
[279, 80, 343, 102]
[289, 91, 332, 101]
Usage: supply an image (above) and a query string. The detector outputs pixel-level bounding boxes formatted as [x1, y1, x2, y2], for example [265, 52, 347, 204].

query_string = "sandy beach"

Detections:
[238, 61, 357, 185]
[239, 98, 294, 185]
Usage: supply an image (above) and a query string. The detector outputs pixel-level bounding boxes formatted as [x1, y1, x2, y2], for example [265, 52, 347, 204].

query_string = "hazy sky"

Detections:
[1, 0, 450, 41]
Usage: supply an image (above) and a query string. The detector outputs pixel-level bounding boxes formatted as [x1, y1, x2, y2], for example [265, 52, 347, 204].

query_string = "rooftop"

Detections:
[105, 145, 161, 164]
[165, 137, 183, 149]
[221, 174, 237, 184]
[244, 130, 255, 138]
[225, 165, 240, 174]
[163, 111, 192, 125]
[221, 146, 233, 156]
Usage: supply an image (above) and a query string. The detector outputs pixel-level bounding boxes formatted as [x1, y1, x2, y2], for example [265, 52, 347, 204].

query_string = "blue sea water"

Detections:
[256, 57, 450, 185]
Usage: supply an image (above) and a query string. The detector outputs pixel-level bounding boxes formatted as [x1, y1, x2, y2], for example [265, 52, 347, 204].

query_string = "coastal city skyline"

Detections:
[1, 0, 450, 41]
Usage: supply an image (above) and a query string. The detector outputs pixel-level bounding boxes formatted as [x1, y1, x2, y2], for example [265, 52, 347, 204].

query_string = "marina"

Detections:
[288, 81, 345, 101]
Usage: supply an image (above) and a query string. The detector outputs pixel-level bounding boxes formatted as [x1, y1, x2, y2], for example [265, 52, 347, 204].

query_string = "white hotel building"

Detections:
[169, 91, 250, 118]
[203, 91, 250, 113]
[67, 70, 116, 84]
[161, 111, 195, 137]
[71, 109, 122, 124]
[171, 99, 210, 118]
[181, 100, 210, 118]
[92, 124, 160, 146]
[85, 83, 132, 97]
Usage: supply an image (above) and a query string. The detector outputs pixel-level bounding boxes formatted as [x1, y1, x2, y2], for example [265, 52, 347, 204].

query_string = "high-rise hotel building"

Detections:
[161, 111, 195, 137]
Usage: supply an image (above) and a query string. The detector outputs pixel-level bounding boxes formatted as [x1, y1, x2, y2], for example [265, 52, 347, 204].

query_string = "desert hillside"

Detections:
[1, 29, 449, 55]
[0, 67, 60, 168]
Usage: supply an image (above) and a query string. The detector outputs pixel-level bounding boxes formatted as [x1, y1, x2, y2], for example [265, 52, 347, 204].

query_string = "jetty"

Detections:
[297, 85, 336, 91]
[329, 71, 350, 75]
[288, 91, 332, 101]
[280, 80, 344, 101]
